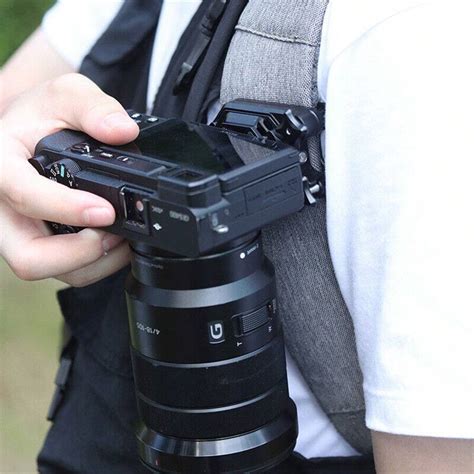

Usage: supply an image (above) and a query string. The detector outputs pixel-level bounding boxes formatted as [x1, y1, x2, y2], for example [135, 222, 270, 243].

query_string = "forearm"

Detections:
[372, 431, 473, 473]
[0, 28, 72, 112]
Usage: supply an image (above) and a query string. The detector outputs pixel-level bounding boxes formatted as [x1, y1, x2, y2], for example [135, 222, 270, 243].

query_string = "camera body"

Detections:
[31, 111, 305, 257]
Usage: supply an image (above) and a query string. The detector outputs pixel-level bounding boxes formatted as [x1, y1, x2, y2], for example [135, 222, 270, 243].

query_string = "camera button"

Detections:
[117, 156, 133, 164]
[71, 143, 91, 154]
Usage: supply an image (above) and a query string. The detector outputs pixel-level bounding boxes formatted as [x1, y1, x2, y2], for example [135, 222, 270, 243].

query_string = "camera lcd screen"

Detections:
[133, 119, 276, 174]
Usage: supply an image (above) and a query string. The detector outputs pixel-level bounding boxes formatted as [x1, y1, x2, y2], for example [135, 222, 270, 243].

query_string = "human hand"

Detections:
[0, 73, 139, 287]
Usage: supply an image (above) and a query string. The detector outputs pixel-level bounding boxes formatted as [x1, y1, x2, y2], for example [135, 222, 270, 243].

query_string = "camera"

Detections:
[30, 101, 324, 473]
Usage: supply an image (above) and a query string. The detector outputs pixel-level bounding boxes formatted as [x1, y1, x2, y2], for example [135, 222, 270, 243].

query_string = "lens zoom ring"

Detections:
[131, 334, 286, 408]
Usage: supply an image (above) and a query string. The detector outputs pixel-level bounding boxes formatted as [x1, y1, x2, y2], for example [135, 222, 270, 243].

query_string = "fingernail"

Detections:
[102, 234, 124, 254]
[103, 112, 134, 129]
[83, 207, 114, 226]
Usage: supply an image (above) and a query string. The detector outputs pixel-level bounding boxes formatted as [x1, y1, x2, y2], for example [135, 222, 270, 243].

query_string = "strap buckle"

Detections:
[46, 339, 76, 422]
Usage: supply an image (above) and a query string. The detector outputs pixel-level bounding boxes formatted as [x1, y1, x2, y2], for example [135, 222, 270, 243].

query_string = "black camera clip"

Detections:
[213, 100, 326, 204]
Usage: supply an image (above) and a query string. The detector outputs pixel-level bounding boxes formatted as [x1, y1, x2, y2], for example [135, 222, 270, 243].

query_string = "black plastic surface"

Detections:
[31, 111, 304, 257]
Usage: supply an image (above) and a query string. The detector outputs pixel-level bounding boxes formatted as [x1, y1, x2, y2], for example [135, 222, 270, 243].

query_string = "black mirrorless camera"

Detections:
[30, 101, 324, 473]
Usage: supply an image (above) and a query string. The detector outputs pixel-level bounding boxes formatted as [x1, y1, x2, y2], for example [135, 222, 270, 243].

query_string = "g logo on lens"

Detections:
[208, 321, 225, 344]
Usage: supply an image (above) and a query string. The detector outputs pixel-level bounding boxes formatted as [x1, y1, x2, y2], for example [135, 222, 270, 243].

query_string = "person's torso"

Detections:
[41, 0, 471, 462]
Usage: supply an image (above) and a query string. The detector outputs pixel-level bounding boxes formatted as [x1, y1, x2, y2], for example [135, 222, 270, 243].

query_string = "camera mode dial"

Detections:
[46, 159, 82, 234]
[47, 159, 81, 189]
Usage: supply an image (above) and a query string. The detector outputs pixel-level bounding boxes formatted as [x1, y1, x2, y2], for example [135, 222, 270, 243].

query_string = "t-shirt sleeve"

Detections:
[319, 0, 474, 438]
[41, 0, 124, 70]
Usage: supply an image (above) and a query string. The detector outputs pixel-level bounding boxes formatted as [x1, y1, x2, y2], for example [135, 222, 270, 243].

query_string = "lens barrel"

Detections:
[126, 235, 297, 473]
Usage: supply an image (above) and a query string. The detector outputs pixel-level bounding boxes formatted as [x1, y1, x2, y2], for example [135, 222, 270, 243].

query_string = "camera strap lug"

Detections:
[47, 337, 77, 422]
[303, 176, 324, 205]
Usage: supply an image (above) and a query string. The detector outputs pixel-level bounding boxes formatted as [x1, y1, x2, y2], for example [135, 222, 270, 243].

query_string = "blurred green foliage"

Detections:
[1, 3, 59, 472]
[0, 0, 54, 65]
[1, 262, 64, 472]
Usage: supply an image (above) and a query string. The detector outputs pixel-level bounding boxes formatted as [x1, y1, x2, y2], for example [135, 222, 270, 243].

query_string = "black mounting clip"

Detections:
[213, 100, 326, 204]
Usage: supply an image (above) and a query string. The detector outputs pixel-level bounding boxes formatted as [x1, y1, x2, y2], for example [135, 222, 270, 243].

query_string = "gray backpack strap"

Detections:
[220, 0, 372, 454]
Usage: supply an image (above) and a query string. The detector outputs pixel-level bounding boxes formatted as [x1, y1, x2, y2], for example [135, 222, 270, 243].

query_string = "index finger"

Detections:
[5, 158, 115, 227]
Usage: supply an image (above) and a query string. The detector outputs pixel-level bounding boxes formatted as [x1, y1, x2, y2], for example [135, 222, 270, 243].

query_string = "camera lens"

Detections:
[126, 235, 297, 473]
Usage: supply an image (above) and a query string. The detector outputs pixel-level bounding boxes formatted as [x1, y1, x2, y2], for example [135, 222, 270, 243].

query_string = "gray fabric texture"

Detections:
[220, 0, 372, 454]
[229, 136, 276, 164]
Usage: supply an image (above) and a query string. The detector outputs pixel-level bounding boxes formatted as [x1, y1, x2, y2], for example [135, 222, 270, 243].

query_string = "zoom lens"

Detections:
[126, 235, 297, 473]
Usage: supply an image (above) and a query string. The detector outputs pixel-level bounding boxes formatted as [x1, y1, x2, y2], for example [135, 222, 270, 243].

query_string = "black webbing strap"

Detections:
[151, 0, 212, 118]
[182, 0, 248, 121]
[173, 0, 228, 95]
[152, 0, 248, 122]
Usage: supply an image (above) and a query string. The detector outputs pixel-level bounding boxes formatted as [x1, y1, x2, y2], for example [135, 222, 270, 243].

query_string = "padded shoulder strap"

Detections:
[221, 0, 372, 454]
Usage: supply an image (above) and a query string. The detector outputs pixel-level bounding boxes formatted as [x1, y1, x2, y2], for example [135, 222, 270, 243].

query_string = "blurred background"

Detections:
[0, 1, 62, 472]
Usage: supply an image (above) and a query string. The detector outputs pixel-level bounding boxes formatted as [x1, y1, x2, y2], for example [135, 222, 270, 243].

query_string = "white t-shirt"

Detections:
[42, 0, 474, 457]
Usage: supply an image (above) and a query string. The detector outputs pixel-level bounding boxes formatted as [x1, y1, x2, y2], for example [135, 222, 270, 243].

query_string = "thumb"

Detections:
[58, 74, 140, 145]
[5, 73, 139, 153]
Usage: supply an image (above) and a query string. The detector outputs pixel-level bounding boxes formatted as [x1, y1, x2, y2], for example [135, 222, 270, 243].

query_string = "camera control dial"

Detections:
[47, 159, 81, 189]
[46, 159, 82, 234]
